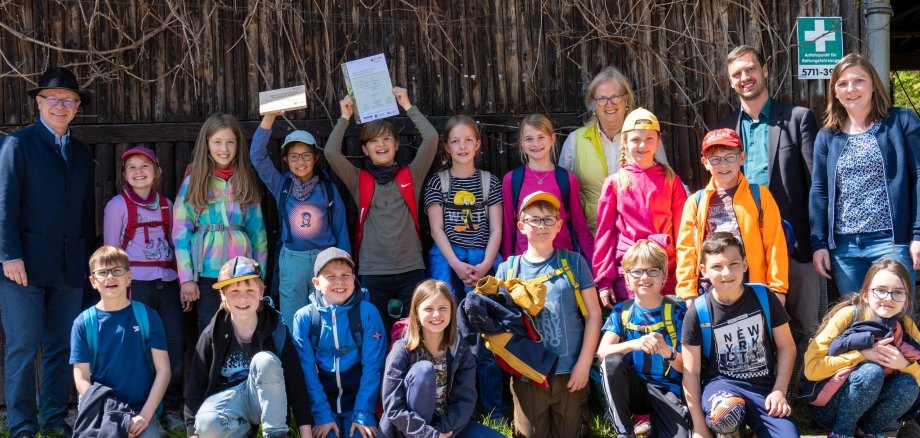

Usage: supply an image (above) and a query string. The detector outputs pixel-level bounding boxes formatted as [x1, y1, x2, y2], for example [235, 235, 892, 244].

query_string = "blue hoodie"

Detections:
[292, 288, 386, 426]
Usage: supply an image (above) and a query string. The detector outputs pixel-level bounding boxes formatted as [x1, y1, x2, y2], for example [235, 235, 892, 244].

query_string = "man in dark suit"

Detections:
[0, 67, 95, 437]
[715, 45, 820, 360]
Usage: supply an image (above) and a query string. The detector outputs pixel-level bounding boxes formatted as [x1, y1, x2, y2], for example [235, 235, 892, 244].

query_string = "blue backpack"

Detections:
[695, 284, 774, 361]
[692, 184, 795, 254]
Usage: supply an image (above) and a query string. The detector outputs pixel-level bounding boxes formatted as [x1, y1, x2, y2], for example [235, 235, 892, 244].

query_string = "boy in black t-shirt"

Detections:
[681, 232, 797, 437]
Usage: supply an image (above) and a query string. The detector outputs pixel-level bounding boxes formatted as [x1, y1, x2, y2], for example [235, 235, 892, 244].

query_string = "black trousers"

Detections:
[599, 353, 691, 437]
[361, 269, 427, 334]
[130, 278, 185, 413]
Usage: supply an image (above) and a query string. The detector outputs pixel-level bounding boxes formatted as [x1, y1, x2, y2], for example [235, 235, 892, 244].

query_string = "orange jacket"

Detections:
[674, 175, 789, 299]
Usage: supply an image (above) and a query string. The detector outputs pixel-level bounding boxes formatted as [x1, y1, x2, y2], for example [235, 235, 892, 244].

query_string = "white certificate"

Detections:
[259, 85, 307, 115]
[342, 54, 399, 123]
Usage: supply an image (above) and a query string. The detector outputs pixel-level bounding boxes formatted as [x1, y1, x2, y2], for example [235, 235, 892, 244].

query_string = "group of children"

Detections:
[68, 85, 920, 438]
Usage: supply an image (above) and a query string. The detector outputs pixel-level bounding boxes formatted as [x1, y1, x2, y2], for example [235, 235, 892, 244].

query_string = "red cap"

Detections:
[701, 128, 743, 156]
[121, 146, 159, 165]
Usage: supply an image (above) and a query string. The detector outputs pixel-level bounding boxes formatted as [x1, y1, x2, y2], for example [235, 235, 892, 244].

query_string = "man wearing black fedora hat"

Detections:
[0, 66, 95, 437]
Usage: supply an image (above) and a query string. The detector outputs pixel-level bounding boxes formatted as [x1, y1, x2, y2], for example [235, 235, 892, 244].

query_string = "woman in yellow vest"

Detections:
[559, 67, 669, 232]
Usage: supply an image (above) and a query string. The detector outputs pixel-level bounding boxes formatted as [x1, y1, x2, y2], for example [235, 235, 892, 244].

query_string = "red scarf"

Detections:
[212, 165, 235, 180]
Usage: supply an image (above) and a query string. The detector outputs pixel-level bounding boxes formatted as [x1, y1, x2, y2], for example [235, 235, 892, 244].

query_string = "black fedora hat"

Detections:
[27, 67, 90, 105]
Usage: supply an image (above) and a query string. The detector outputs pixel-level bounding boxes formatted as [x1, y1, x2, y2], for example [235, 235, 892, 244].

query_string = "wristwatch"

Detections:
[666, 347, 677, 361]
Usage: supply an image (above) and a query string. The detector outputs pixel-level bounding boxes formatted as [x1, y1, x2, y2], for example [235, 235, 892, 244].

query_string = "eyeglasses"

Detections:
[91, 266, 129, 281]
[625, 268, 662, 278]
[870, 287, 908, 302]
[321, 273, 355, 282]
[287, 152, 315, 162]
[705, 153, 740, 166]
[593, 92, 628, 106]
[520, 215, 558, 227]
[39, 95, 80, 108]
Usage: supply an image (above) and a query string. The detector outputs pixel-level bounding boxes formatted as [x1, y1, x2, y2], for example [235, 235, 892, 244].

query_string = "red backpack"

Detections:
[119, 192, 176, 269]
[355, 167, 421, 260]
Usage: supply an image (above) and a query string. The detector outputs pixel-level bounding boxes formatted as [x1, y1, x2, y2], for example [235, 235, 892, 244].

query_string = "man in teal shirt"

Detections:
[715, 45, 820, 367]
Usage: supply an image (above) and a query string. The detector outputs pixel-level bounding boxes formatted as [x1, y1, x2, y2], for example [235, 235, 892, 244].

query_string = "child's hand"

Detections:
[470, 261, 492, 284]
[599, 288, 615, 308]
[339, 95, 354, 120]
[128, 414, 149, 437]
[875, 338, 910, 370]
[764, 389, 791, 417]
[313, 422, 339, 438]
[260, 111, 285, 129]
[180, 281, 200, 312]
[641, 332, 668, 356]
[451, 261, 476, 286]
[437, 433, 453, 438]
[350, 422, 377, 438]
[566, 361, 590, 392]
[393, 86, 412, 111]
[692, 430, 714, 438]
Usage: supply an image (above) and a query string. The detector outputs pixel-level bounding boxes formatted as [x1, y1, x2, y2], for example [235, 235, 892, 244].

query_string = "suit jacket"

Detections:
[716, 101, 817, 263]
[0, 122, 95, 287]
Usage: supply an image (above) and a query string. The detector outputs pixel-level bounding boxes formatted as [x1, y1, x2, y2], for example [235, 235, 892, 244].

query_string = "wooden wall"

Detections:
[1, 0, 863, 189]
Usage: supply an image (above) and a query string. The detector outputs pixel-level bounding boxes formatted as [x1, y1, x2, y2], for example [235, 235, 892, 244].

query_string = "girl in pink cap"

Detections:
[102, 146, 185, 428]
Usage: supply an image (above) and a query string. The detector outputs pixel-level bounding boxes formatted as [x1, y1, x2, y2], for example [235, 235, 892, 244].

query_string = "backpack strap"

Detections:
[510, 166, 526, 252]
[554, 167, 580, 254]
[695, 293, 713, 361]
[321, 177, 336, 238]
[272, 317, 287, 357]
[119, 192, 138, 250]
[130, 301, 154, 373]
[438, 169, 451, 199]
[279, 177, 294, 244]
[395, 167, 420, 237]
[355, 170, 377, 259]
[749, 183, 765, 228]
[749, 283, 774, 345]
[82, 306, 100, 374]
[558, 249, 586, 317]
[309, 305, 322, 350]
[849, 304, 859, 328]
[481, 170, 492, 203]
[348, 292, 364, 348]
[662, 297, 678, 348]
[620, 299, 635, 333]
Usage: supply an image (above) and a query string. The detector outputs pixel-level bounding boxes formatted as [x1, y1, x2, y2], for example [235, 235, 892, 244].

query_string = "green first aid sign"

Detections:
[797, 17, 843, 79]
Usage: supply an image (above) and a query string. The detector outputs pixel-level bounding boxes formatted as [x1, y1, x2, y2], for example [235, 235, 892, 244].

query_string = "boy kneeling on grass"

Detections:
[71, 245, 170, 437]
[681, 232, 797, 437]
[185, 256, 314, 438]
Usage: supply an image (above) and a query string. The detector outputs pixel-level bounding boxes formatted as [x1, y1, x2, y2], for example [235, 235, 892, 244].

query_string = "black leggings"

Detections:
[361, 269, 427, 334]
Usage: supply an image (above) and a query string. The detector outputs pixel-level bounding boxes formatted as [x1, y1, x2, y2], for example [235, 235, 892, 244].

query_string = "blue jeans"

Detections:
[194, 351, 289, 438]
[831, 231, 915, 296]
[404, 361, 504, 438]
[477, 348, 507, 419]
[810, 362, 919, 436]
[429, 245, 501, 300]
[130, 279, 185, 413]
[0, 280, 82, 436]
[278, 246, 321, 331]
[701, 376, 799, 436]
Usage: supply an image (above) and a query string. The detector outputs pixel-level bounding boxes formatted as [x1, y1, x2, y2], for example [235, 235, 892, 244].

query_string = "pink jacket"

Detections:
[500, 166, 595, 262]
[593, 163, 687, 300]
